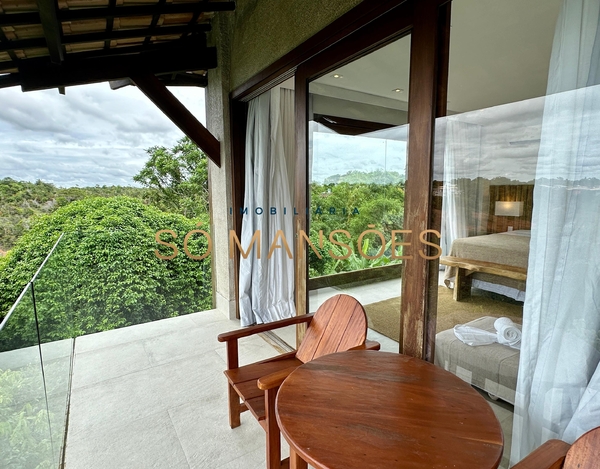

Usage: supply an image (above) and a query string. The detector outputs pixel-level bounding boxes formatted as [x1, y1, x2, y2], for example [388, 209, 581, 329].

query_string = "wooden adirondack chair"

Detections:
[217, 294, 380, 469]
[512, 426, 600, 469]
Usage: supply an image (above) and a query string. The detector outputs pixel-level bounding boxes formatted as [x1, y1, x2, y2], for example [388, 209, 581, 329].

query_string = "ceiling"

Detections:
[312, 0, 563, 115]
[0, 0, 235, 92]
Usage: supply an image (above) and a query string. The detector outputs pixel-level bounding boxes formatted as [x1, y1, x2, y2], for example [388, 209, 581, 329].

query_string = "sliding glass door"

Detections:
[432, 0, 600, 467]
[304, 35, 411, 349]
[293, 0, 449, 354]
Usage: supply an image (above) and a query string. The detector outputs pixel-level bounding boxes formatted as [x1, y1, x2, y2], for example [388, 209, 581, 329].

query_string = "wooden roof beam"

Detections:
[145, 0, 167, 47]
[36, 0, 64, 63]
[17, 39, 216, 91]
[110, 72, 208, 89]
[0, 2, 235, 27]
[104, 0, 117, 50]
[131, 73, 221, 167]
[60, 2, 235, 21]
[156, 73, 208, 87]
[0, 73, 20, 89]
[0, 12, 39, 27]
[0, 24, 210, 52]
[0, 61, 17, 73]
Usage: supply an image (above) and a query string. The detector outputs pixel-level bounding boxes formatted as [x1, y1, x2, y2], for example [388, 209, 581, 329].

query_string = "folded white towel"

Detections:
[494, 317, 522, 350]
[453, 325, 497, 346]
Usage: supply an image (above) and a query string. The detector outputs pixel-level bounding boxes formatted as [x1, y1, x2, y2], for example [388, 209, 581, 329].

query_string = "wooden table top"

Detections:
[275, 351, 504, 469]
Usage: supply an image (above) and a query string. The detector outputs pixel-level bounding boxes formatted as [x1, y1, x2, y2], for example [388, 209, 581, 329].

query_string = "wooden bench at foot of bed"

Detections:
[440, 256, 528, 301]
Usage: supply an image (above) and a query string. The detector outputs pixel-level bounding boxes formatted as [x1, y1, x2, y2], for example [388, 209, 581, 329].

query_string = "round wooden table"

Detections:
[275, 351, 504, 469]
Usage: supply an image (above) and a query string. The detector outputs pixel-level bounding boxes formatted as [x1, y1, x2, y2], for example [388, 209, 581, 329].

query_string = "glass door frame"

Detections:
[293, 0, 452, 359]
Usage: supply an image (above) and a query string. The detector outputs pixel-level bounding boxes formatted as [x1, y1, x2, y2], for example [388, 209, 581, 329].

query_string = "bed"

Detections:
[435, 316, 521, 405]
[443, 230, 531, 301]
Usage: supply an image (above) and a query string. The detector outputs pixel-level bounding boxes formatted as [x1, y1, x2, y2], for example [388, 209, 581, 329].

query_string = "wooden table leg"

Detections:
[454, 267, 472, 301]
[290, 448, 308, 469]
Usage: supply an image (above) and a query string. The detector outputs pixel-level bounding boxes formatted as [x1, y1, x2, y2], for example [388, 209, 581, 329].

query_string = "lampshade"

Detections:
[495, 201, 523, 217]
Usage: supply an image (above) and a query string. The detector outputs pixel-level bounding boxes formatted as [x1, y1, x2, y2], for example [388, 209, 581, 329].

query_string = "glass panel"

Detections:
[33, 234, 74, 469]
[307, 34, 411, 348]
[432, 1, 570, 468]
[0, 283, 55, 468]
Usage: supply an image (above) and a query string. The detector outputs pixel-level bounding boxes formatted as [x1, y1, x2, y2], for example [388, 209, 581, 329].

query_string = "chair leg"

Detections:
[265, 388, 281, 469]
[228, 383, 241, 429]
[290, 448, 307, 469]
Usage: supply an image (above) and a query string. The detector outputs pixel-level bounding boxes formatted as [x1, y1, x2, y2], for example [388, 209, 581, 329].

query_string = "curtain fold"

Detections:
[239, 88, 295, 326]
[440, 118, 484, 256]
[511, 0, 600, 463]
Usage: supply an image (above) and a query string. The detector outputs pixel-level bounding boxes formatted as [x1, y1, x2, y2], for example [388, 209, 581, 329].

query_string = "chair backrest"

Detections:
[564, 427, 600, 469]
[296, 294, 368, 363]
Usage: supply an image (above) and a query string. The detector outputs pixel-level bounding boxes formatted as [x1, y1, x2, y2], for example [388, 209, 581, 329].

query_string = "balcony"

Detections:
[1, 237, 513, 469]
[70, 306, 517, 468]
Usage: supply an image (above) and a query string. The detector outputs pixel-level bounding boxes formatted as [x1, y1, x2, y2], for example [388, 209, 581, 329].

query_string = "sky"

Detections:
[311, 123, 408, 183]
[3, 81, 599, 190]
[0, 83, 206, 188]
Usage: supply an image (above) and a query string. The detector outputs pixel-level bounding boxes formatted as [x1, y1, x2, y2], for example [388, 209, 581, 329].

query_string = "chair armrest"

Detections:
[217, 313, 314, 342]
[257, 366, 299, 391]
[511, 439, 570, 469]
[348, 340, 381, 351]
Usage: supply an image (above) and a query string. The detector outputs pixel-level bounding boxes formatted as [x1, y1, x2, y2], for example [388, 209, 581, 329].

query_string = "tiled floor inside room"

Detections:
[64, 281, 513, 468]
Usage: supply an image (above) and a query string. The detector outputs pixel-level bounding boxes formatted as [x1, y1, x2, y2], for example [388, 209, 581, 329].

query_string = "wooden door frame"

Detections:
[230, 0, 451, 360]
[229, 0, 411, 319]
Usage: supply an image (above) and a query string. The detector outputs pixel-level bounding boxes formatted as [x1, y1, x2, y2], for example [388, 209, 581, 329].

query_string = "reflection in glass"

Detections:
[430, 2, 563, 468]
[433, 0, 600, 467]
[34, 236, 74, 469]
[0, 284, 55, 468]
[307, 35, 411, 345]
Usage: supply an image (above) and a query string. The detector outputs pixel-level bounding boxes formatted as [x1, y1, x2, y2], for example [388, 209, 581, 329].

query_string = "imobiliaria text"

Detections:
[154, 223, 442, 262]
[229, 206, 360, 216]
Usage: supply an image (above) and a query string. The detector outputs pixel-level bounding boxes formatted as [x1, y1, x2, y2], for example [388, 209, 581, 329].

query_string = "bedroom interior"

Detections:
[235, 0, 599, 466]
[290, 1, 561, 467]
[304, 2, 554, 320]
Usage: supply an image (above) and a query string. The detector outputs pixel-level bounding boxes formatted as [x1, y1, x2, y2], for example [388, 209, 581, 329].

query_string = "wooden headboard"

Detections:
[487, 184, 534, 233]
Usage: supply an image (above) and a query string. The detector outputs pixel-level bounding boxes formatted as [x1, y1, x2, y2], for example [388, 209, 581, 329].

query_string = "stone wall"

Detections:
[205, 0, 362, 318]
[230, 0, 362, 90]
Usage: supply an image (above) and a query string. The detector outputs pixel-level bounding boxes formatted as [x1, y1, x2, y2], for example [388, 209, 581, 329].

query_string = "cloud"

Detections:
[310, 124, 408, 183]
[0, 83, 206, 187]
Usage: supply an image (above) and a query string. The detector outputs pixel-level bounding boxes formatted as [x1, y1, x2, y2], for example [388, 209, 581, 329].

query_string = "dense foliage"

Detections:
[308, 171, 405, 277]
[133, 136, 209, 218]
[0, 178, 147, 252]
[0, 367, 54, 469]
[0, 197, 212, 351]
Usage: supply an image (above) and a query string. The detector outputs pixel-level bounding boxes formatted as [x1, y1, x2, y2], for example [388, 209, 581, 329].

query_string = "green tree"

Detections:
[0, 178, 148, 252]
[0, 197, 212, 351]
[133, 137, 209, 218]
[0, 367, 54, 469]
[308, 174, 405, 276]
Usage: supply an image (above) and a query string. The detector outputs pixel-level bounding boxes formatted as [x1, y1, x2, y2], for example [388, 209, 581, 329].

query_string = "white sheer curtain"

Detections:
[511, 0, 600, 463]
[239, 87, 295, 326]
[440, 118, 484, 256]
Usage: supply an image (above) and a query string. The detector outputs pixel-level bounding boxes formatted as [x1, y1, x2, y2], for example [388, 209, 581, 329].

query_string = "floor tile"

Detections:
[141, 320, 229, 366]
[272, 325, 297, 349]
[214, 334, 280, 367]
[65, 410, 189, 469]
[75, 313, 201, 354]
[367, 329, 399, 353]
[169, 398, 265, 469]
[67, 365, 166, 441]
[154, 350, 228, 409]
[71, 340, 151, 389]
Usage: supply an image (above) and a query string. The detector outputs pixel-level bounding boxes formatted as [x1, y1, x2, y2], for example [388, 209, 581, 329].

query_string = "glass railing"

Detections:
[0, 234, 73, 469]
[1, 222, 214, 468]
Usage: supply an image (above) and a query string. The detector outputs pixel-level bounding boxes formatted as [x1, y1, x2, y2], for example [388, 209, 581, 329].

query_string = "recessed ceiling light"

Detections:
[393, 88, 404, 93]
[332, 74, 343, 79]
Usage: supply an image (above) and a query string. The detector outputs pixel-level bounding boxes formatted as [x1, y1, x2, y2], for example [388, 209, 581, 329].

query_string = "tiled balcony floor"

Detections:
[64, 286, 512, 468]
[66, 309, 274, 469]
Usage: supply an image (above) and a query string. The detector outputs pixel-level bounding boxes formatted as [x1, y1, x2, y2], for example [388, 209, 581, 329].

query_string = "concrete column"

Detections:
[206, 13, 237, 319]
